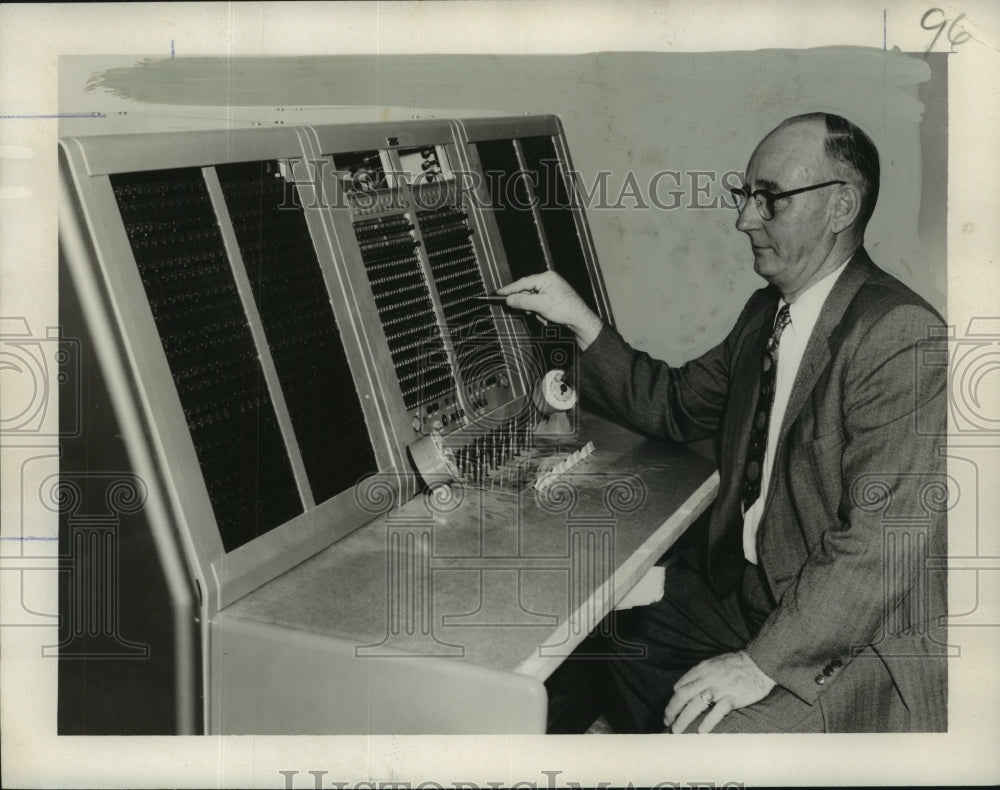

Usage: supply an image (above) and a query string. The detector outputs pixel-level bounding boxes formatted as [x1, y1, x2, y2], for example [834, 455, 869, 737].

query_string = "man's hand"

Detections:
[495, 271, 603, 350]
[664, 651, 776, 733]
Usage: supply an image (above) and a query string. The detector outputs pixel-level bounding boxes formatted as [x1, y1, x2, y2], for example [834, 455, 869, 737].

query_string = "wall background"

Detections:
[60, 49, 946, 364]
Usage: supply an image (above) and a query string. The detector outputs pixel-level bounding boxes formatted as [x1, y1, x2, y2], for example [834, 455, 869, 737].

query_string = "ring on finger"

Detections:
[699, 688, 715, 707]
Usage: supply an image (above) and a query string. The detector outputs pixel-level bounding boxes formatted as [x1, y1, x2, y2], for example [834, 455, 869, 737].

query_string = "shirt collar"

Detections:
[778, 254, 853, 330]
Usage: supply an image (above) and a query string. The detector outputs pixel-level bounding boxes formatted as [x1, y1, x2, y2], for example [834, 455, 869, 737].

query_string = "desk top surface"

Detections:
[219, 412, 718, 681]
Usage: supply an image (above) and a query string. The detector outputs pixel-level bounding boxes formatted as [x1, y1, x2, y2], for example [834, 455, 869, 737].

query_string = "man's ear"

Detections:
[830, 183, 862, 235]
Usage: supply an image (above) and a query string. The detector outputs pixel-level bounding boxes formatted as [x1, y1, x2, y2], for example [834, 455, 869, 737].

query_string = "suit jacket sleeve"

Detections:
[744, 301, 948, 703]
[576, 294, 766, 442]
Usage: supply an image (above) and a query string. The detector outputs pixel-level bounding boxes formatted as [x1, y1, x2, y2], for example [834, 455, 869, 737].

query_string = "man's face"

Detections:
[736, 121, 843, 298]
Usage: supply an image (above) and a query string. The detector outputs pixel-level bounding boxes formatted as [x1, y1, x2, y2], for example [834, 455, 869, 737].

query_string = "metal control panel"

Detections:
[61, 116, 612, 604]
[59, 115, 614, 733]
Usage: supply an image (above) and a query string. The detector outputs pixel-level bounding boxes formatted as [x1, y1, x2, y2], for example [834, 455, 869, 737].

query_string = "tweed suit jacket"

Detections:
[579, 250, 948, 731]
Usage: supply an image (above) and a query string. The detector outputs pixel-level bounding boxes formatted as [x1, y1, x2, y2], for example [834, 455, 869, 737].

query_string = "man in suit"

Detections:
[496, 113, 947, 733]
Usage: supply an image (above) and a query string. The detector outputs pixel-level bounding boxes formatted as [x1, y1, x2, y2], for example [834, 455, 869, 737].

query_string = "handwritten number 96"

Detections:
[921, 8, 971, 53]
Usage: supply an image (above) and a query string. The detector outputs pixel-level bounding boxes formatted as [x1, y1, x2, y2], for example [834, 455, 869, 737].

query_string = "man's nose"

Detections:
[735, 199, 762, 232]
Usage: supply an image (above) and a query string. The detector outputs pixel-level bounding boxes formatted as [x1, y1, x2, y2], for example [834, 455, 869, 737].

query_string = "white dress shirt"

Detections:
[742, 258, 851, 564]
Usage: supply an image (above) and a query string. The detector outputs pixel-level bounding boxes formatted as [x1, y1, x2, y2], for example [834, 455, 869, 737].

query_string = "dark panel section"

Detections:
[58, 255, 201, 735]
[417, 206, 506, 386]
[110, 167, 301, 552]
[474, 139, 548, 281]
[332, 149, 388, 191]
[544, 632, 608, 734]
[216, 160, 378, 505]
[519, 135, 598, 313]
[353, 214, 455, 410]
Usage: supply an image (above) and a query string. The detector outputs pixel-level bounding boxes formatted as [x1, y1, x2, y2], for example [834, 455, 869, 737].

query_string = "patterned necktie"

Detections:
[741, 304, 792, 512]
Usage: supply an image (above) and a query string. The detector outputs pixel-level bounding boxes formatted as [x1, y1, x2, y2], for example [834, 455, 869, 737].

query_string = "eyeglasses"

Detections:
[730, 180, 846, 221]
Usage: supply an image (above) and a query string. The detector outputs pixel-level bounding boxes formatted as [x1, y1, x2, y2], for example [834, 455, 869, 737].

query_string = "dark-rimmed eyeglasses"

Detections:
[729, 180, 846, 221]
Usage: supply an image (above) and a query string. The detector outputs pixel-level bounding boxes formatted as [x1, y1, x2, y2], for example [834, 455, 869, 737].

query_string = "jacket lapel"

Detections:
[711, 251, 877, 591]
[774, 249, 877, 454]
